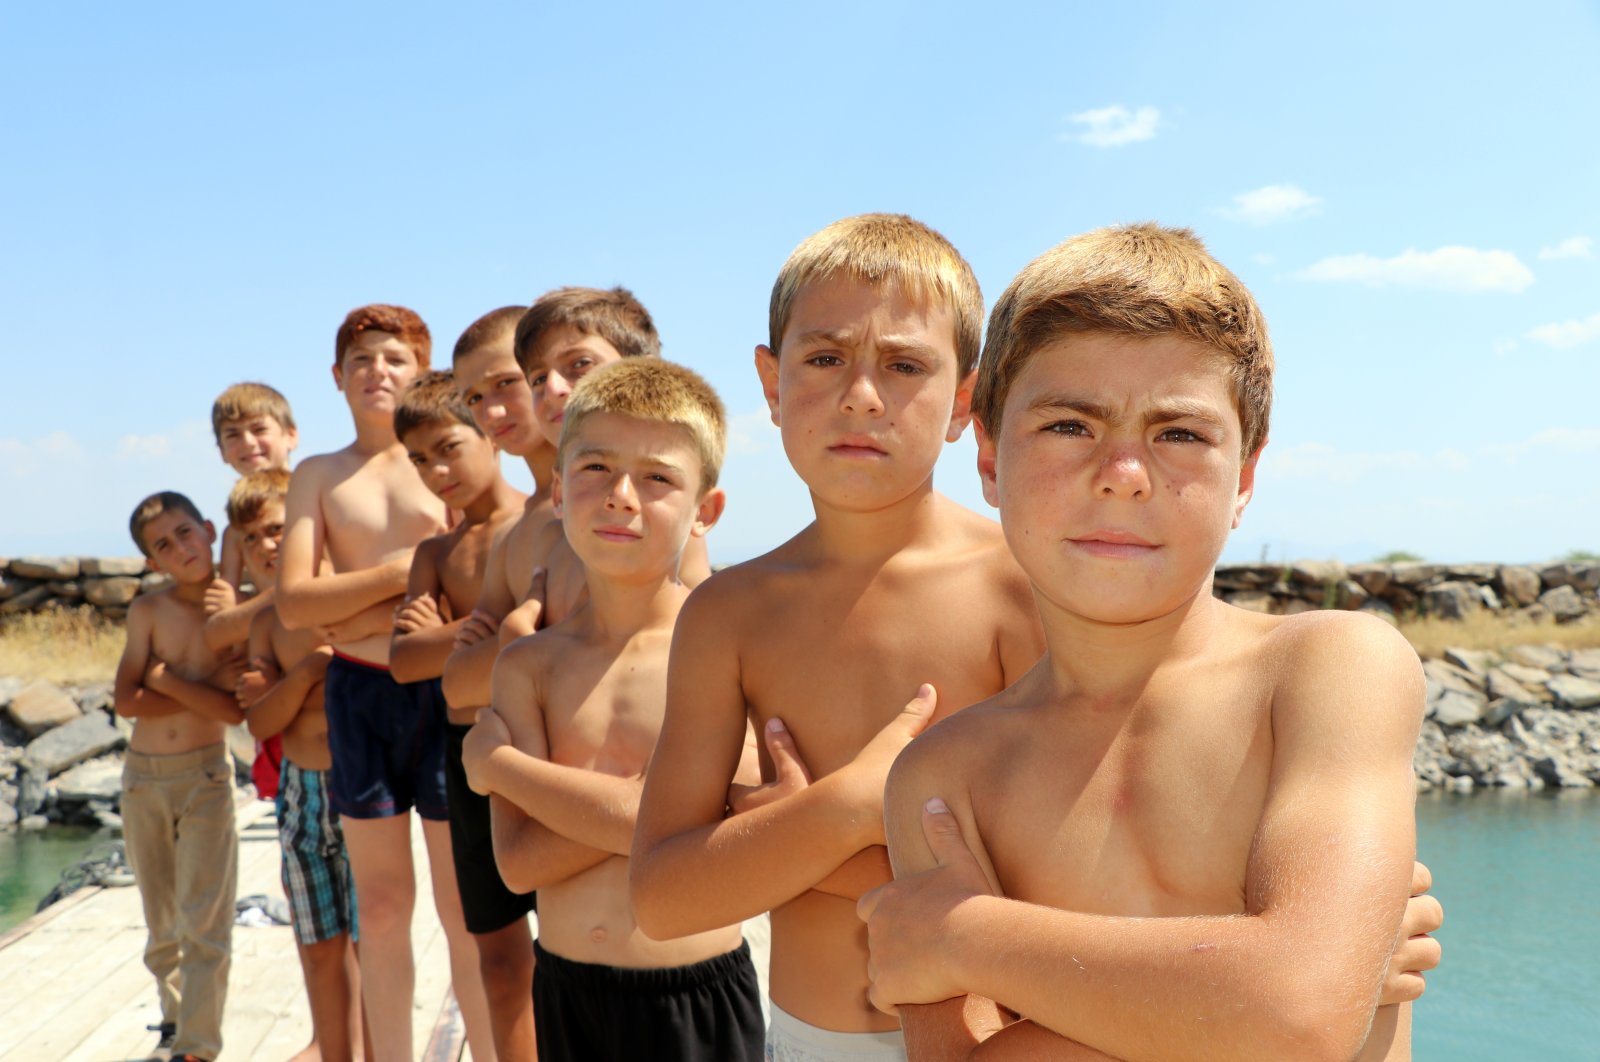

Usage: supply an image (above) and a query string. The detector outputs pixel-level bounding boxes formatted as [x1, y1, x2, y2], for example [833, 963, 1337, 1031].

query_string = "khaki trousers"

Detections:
[121, 744, 237, 1060]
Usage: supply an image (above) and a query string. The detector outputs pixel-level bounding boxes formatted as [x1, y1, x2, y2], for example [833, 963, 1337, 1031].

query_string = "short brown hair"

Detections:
[394, 370, 479, 444]
[769, 214, 984, 376]
[129, 491, 206, 557]
[334, 304, 432, 370]
[453, 305, 526, 363]
[211, 382, 296, 446]
[974, 223, 1273, 456]
[513, 287, 660, 374]
[226, 468, 291, 528]
[558, 359, 726, 490]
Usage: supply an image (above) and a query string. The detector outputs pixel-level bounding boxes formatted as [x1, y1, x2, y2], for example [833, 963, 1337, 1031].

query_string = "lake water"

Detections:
[1413, 789, 1599, 1060]
[1, 794, 1595, 1056]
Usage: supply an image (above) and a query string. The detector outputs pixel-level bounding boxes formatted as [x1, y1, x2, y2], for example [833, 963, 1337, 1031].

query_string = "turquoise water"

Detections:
[1414, 789, 1600, 1060]
[0, 826, 110, 931]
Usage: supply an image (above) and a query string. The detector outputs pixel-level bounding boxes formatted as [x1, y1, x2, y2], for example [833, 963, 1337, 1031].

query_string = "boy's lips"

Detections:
[1069, 530, 1159, 559]
[593, 525, 641, 542]
[827, 435, 889, 459]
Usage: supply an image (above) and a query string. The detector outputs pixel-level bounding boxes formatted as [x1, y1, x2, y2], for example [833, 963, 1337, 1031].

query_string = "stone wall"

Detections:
[0, 557, 171, 621]
[1213, 560, 1600, 624]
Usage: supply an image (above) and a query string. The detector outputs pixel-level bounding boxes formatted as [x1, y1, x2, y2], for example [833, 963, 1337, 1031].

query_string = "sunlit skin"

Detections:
[405, 421, 504, 514]
[456, 343, 548, 461]
[218, 414, 298, 475]
[526, 324, 626, 445]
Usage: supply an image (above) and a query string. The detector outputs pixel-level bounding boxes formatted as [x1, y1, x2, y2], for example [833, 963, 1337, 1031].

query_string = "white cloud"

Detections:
[1298, 246, 1534, 293]
[725, 408, 780, 457]
[1065, 105, 1160, 147]
[1527, 311, 1600, 349]
[1485, 427, 1600, 461]
[0, 431, 85, 477]
[1265, 442, 1470, 485]
[1221, 184, 1322, 225]
[1537, 236, 1593, 261]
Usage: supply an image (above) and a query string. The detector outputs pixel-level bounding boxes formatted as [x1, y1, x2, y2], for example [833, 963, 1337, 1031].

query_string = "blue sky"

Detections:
[3, 1, 1597, 565]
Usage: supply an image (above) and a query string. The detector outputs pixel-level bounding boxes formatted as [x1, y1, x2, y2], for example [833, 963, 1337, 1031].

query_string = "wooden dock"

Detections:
[0, 798, 467, 1062]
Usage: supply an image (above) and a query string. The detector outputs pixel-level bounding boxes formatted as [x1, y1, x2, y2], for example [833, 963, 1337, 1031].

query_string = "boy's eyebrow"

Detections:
[1029, 393, 1227, 428]
[791, 328, 944, 359]
[571, 445, 688, 472]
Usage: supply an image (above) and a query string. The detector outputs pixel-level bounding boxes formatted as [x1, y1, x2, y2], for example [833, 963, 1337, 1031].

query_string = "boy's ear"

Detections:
[690, 487, 727, 538]
[331, 359, 344, 391]
[974, 419, 1001, 510]
[946, 368, 978, 443]
[203, 520, 219, 548]
[753, 345, 781, 427]
[1232, 440, 1264, 529]
[550, 470, 563, 518]
[285, 424, 300, 452]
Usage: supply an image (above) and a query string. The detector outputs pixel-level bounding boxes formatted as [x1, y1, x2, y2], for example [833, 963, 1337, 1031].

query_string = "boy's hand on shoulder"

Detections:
[236, 656, 281, 707]
[453, 608, 500, 650]
[726, 717, 813, 815]
[859, 796, 995, 1013]
[203, 577, 237, 616]
[143, 658, 172, 694]
[1382, 860, 1444, 1004]
[462, 706, 512, 795]
[836, 684, 938, 841]
[499, 567, 546, 645]
[394, 592, 444, 633]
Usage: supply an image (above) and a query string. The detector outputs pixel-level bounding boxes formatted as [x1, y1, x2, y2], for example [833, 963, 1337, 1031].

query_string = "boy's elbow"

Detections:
[273, 585, 313, 630]
[388, 643, 423, 684]
[1259, 980, 1377, 1062]
[628, 856, 686, 940]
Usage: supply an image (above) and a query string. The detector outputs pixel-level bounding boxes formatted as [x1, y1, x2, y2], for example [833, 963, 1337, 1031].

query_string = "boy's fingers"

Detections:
[855, 883, 884, 924]
[920, 797, 978, 872]
[898, 684, 938, 738]
[1410, 859, 1432, 897]
[1400, 893, 1444, 937]
[764, 717, 813, 785]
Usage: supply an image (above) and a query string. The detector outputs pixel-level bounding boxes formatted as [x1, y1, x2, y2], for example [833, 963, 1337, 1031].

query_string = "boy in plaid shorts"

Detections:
[232, 470, 363, 1062]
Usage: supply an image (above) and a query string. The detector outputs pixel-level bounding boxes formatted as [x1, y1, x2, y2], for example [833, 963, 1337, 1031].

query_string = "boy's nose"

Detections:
[1093, 448, 1151, 499]
[839, 369, 884, 416]
[605, 474, 639, 511]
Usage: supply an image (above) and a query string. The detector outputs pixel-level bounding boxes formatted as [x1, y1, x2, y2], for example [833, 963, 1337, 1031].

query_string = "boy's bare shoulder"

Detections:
[497, 621, 583, 684]
[1253, 605, 1423, 701]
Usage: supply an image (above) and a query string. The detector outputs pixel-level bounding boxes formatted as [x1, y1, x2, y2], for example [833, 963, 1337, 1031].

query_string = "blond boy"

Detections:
[860, 225, 1426, 1061]
[230, 469, 361, 1062]
[631, 214, 1043, 1059]
[276, 303, 458, 1062]
[203, 382, 300, 652]
[388, 369, 531, 1061]
[462, 359, 764, 1061]
[114, 491, 246, 1062]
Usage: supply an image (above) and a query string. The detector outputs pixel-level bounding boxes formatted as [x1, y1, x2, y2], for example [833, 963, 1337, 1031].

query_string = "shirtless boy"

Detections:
[631, 215, 1442, 1062]
[631, 214, 1044, 1059]
[388, 368, 530, 1061]
[276, 303, 461, 1062]
[442, 286, 695, 718]
[115, 492, 246, 1062]
[228, 470, 361, 1062]
[462, 359, 764, 1061]
[859, 224, 1427, 1061]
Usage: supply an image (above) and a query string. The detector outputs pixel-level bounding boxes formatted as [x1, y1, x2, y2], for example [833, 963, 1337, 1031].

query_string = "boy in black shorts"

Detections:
[463, 359, 764, 1061]
[389, 364, 533, 1060]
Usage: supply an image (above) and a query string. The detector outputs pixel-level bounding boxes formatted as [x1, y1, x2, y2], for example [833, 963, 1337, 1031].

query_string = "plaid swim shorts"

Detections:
[276, 760, 359, 946]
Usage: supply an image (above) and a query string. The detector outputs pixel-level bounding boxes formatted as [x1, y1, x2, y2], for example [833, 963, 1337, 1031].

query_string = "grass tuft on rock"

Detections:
[1397, 611, 1600, 660]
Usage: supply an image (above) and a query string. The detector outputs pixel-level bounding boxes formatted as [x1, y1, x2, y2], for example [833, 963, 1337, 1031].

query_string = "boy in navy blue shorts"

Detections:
[389, 365, 533, 1061]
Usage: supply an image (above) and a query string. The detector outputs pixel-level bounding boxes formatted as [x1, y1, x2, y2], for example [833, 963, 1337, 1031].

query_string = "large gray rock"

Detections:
[139, 572, 173, 594]
[1445, 563, 1498, 582]
[1486, 668, 1536, 703]
[1390, 563, 1444, 587]
[6, 680, 82, 737]
[0, 570, 35, 602]
[0, 585, 51, 614]
[1496, 566, 1542, 607]
[1423, 658, 1484, 697]
[81, 556, 148, 577]
[1348, 565, 1393, 597]
[84, 576, 141, 607]
[1540, 563, 1600, 593]
[1443, 647, 1496, 678]
[1566, 648, 1600, 681]
[1335, 579, 1369, 609]
[1214, 565, 1280, 589]
[1509, 644, 1567, 671]
[0, 801, 15, 827]
[1423, 581, 1481, 620]
[1547, 674, 1600, 710]
[1432, 689, 1488, 727]
[53, 757, 122, 803]
[1498, 662, 1556, 696]
[1227, 591, 1274, 614]
[1358, 599, 1398, 626]
[1532, 756, 1594, 788]
[1289, 560, 1347, 587]
[1538, 585, 1588, 623]
[20, 713, 125, 776]
[15, 766, 46, 816]
[9, 557, 81, 580]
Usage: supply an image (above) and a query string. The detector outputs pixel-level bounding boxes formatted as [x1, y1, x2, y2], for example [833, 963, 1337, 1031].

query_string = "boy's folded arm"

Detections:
[276, 462, 411, 629]
[245, 649, 331, 739]
[631, 587, 881, 938]
[146, 664, 246, 725]
[203, 588, 275, 652]
[884, 618, 1424, 1062]
[488, 792, 612, 893]
[440, 551, 515, 708]
[113, 603, 185, 719]
[388, 542, 463, 682]
[812, 846, 894, 900]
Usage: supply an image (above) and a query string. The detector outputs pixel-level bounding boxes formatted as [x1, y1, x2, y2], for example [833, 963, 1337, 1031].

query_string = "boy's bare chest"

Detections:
[150, 599, 224, 681]
[740, 575, 1008, 774]
[976, 689, 1274, 918]
[502, 510, 554, 604]
[543, 643, 666, 778]
[323, 461, 444, 567]
[437, 529, 493, 617]
[270, 622, 323, 671]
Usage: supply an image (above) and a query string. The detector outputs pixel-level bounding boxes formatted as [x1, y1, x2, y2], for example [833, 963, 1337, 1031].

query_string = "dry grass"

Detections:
[1397, 610, 1600, 660]
[0, 608, 124, 686]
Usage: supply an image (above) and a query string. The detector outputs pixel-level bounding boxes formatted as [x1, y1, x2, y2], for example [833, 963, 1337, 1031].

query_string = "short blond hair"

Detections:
[769, 214, 984, 375]
[558, 359, 726, 490]
[974, 223, 1273, 456]
[226, 468, 291, 528]
[211, 382, 296, 446]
